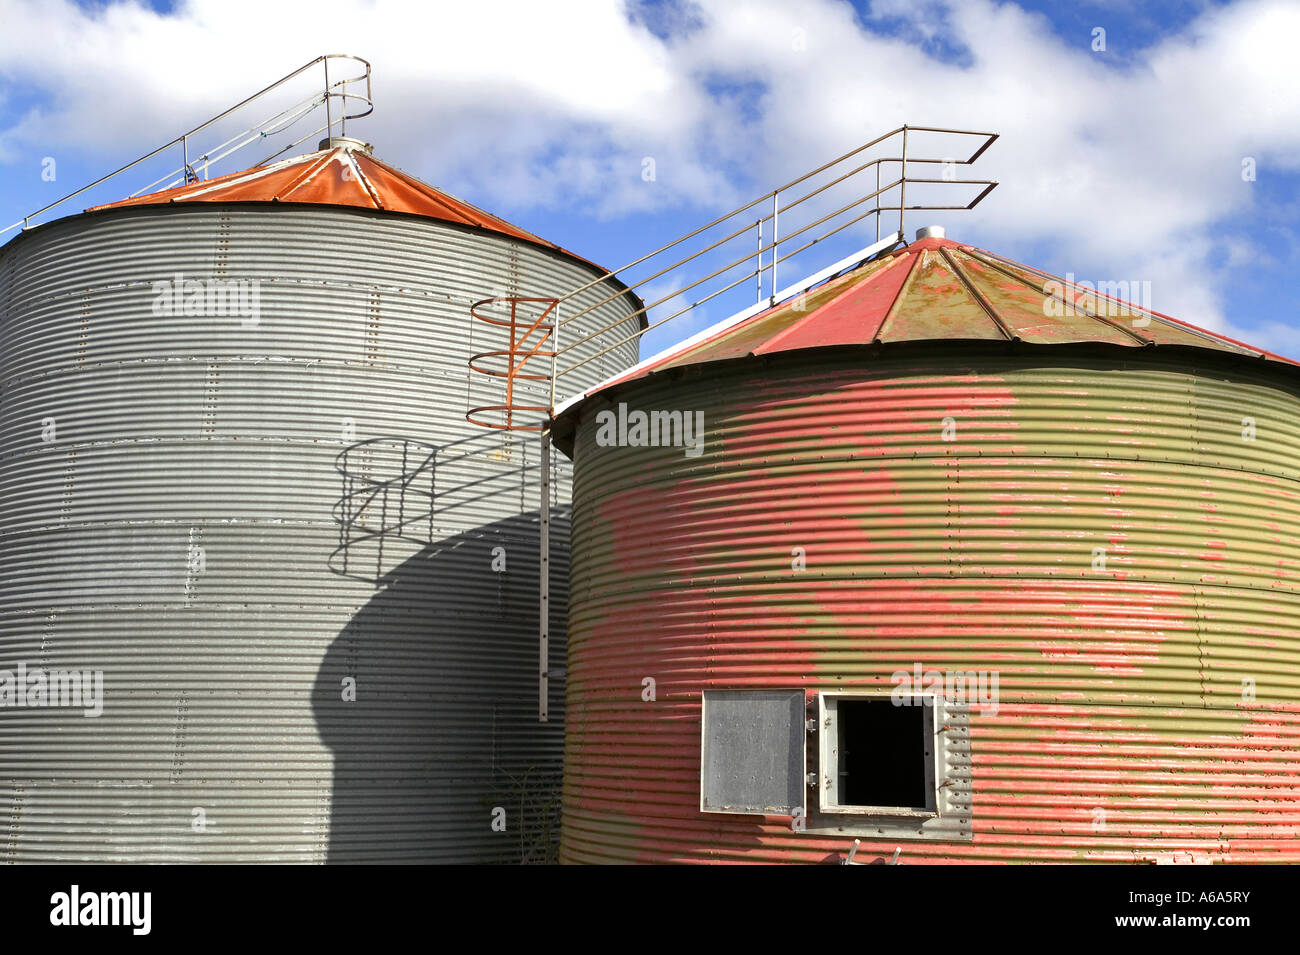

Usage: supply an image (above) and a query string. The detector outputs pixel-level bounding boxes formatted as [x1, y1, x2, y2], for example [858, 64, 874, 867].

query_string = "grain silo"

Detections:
[552, 228, 1300, 864]
[0, 135, 642, 862]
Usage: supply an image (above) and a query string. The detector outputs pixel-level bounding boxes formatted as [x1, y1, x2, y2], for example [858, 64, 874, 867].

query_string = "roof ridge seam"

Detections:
[968, 248, 1152, 345]
[939, 247, 1015, 341]
[279, 150, 337, 198]
[349, 153, 384, 210]
[873, 248, 923, 342]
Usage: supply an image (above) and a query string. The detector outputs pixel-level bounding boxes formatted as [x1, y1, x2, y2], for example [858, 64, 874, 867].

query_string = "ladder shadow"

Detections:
[312, 507, 570, 863]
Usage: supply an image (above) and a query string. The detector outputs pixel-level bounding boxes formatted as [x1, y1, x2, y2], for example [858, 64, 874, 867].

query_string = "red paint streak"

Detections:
[564, 361, 1300, 864]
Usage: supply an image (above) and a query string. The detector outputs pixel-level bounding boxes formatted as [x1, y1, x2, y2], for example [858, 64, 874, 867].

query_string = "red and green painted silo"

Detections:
[551, 230, 1300, 864]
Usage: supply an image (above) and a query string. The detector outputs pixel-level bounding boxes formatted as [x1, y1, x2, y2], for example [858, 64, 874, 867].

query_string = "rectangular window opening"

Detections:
[820, 694, 937, 816]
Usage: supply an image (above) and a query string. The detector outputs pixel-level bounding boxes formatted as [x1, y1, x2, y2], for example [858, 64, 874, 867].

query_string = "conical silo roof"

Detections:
[563, 233, 1299, 405]
[88, 138, 589, 261]
[551, 233, 1300, 449]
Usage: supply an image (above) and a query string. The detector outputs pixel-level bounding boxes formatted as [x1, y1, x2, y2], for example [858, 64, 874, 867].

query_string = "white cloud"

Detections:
[0, 0, 1297, 347]
[0, 0, 734, 215]
[668, 0, 1300, 336]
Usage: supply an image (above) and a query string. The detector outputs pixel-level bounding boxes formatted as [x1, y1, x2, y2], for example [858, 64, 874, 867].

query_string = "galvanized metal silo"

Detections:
[0, 138, 642, 862]
[553, 232, 1300, 864]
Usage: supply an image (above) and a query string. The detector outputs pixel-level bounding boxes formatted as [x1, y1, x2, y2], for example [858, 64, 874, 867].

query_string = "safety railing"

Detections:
[544, 124, 999, 411]
[1, 54, 372, 237]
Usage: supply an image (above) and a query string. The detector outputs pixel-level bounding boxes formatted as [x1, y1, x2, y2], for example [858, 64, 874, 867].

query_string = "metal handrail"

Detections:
[545, 124, 998, 407]
[126, 89, 325, 199]
[1, 54, 372, 237]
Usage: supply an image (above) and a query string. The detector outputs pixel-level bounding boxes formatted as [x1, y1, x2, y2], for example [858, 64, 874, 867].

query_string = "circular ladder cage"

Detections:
[466, 297, 559, 433]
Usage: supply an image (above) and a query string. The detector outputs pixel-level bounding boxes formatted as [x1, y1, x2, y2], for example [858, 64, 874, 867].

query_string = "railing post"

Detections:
[324, 58, 332, 140]
[756, 218, 763, 305]
[538, 428, 551, 723]
[900, 124, 908, 240]
[876, 162, 881, 242]
[769, 192, 780, 306]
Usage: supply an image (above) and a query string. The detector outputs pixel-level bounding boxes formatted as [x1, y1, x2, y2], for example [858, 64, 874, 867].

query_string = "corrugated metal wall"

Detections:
[0, 204, 639, 862]
[561, 350, 1300, 863]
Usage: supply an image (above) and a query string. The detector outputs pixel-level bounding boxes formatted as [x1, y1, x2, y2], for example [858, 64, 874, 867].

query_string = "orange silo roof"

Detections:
[88, 140, 589, 261]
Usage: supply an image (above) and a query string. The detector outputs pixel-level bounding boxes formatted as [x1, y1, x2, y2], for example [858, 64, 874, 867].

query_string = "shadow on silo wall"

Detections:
[313, 509, 568, 864]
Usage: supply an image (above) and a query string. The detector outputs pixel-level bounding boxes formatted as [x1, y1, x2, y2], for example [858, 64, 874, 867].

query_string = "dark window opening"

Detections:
[837, 698, 928, 810]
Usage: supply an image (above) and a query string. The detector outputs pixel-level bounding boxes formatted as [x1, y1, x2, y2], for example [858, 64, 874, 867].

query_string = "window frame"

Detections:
[817, 690, 941, 818]
[694, 686, 970, 844]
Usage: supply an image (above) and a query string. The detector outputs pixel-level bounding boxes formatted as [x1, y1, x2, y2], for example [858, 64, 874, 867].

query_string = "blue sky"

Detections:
[2, 0, 1298, 359]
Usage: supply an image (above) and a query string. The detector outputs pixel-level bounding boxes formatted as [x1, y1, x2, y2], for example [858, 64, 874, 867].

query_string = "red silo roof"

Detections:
[88, 140, 589, 261]
[572, 234, 1299, 402]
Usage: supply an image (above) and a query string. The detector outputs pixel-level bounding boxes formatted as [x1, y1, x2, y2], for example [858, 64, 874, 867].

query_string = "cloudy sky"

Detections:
[1, 0, 1297, 357]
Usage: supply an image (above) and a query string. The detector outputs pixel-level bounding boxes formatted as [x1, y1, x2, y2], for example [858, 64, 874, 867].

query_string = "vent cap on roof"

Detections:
[318, 136, 373, 154]
[915, 225, 945, 241]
